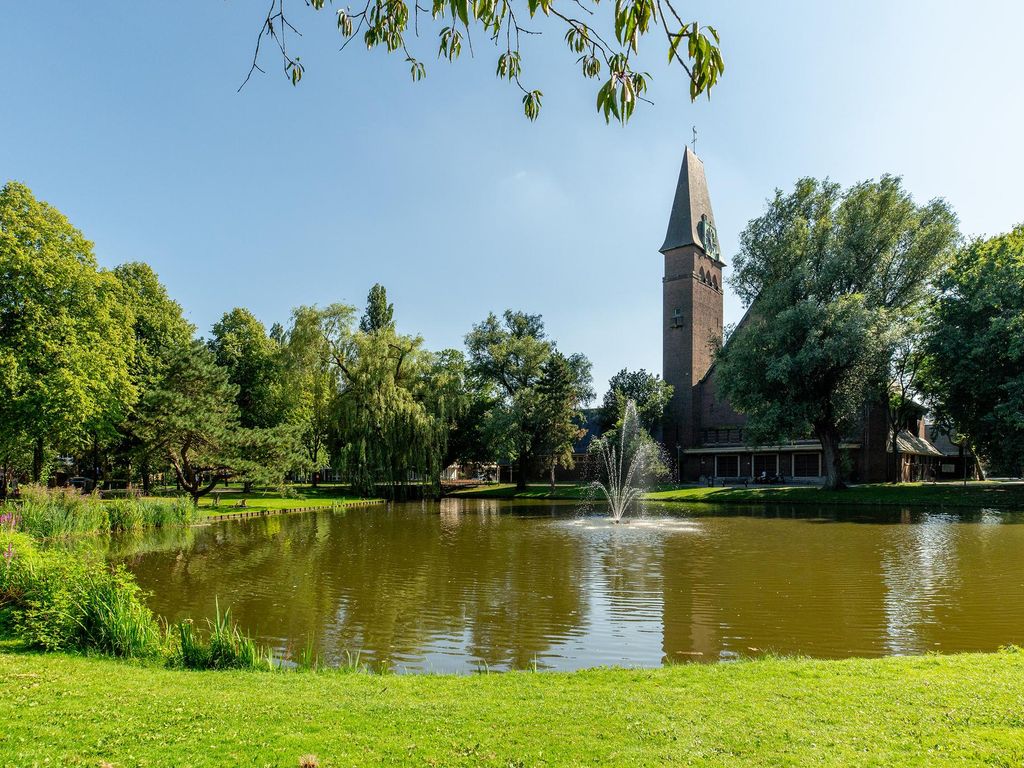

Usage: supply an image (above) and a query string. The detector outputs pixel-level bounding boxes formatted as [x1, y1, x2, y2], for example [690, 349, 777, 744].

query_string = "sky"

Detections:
[4, 1, 1023, 398]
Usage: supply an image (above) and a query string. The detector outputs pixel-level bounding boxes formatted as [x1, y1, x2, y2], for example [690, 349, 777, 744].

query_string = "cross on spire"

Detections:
[691, 125, 697, 154]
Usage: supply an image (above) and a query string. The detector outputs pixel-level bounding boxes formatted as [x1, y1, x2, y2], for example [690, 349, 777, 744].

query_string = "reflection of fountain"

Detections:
[590, 401, 660, 523]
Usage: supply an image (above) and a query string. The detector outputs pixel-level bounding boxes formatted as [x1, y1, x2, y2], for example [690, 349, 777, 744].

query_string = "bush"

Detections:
[0, 529, 162, 658]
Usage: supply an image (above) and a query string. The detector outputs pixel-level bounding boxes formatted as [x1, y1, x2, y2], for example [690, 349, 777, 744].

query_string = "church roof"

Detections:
[660, 146, 720, 258]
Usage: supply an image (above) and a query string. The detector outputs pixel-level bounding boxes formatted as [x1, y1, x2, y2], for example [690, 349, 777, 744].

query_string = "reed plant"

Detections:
[9, 486, 198, 538]
[168, 600, 274, 671]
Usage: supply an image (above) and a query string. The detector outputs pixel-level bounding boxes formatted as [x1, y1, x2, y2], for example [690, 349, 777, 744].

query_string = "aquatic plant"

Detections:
[169, 599, 274, 671]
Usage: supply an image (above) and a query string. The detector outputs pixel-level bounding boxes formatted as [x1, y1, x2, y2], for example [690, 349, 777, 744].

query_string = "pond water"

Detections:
[107, 498, 1024, 673]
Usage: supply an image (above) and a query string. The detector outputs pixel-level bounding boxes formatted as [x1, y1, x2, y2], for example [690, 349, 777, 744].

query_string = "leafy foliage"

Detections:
[0, 182, 136, 480]
[717, 176, 959, 489]
[598, 368, 672, 434]
[210, 308, 286, 430]
[924, 226, 1024, 475]
[466, 311, 591, 488]
[242, 0, 724, 122]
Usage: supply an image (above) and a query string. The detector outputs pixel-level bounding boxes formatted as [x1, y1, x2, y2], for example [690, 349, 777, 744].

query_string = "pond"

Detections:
[107, 498, 1024, 673]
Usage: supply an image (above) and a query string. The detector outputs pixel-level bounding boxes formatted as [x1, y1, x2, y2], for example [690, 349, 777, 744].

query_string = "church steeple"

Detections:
[660, 145, 725, 470]
[660, 146, 721, 262]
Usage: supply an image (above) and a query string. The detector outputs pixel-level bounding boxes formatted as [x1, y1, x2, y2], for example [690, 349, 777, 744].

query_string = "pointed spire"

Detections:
[660, 146, 719, 259]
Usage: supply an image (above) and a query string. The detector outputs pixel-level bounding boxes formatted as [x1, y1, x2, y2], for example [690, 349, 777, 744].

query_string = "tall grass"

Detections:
[0, 530, 163, 658]
[10, 486, 197, 538]
[168, 600, 274, 671]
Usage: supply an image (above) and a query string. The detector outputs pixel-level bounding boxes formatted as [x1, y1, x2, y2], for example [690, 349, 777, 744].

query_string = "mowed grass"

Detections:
[453, 481, 1024, 510]
[1, 650, 1024, 766]
[146, 485, 381, 518]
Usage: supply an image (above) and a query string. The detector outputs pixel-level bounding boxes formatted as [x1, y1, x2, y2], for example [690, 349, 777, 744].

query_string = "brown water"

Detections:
[109, 498, 1024, 672]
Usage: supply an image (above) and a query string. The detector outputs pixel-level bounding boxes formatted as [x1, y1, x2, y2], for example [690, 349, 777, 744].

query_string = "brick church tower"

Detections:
[660, 147, 725, 466]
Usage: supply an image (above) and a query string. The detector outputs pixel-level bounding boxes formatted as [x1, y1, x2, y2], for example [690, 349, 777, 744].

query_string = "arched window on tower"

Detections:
[712, 274, 719, 291]
[699, 267, 707, 283]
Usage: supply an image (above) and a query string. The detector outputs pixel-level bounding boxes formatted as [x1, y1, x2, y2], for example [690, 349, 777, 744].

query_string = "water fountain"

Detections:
[589, 400, 661, 523]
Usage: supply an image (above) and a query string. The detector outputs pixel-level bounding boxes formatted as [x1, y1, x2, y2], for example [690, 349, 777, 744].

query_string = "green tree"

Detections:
[137, 342, 297, 501]
[537, 351, 594, 489]
[303, 303, 462, 498]
[359, 283, 395, 334]
[465, 310, 591, 489]
[924, 226, 1024, 476]
[598, 368, 672, 434]
[209, 308, 283, 429]
[281, 306, 340, 485]
[877, 312, 927, 484]
[716, 176, 959, 490]
[240, 1, 724, 123]
[112, 262, 195, 492]
[0, 182, 136, 482]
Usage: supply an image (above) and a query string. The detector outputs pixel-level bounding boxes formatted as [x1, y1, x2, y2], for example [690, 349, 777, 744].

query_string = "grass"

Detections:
[452, 481, 1024, 509]
[1, 649, 1023, 766]
[190, 484, 380, 517]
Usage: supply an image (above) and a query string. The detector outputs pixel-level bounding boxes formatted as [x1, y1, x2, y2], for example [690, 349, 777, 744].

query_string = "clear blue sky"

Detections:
[4, 1, 1023, 398]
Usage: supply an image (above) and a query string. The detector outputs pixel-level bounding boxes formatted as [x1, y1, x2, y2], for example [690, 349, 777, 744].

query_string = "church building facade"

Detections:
[659, 147, 943, 483]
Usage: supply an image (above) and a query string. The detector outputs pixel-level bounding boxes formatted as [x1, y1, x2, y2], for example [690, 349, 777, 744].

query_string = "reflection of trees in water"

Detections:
[121, 504, 588, 670]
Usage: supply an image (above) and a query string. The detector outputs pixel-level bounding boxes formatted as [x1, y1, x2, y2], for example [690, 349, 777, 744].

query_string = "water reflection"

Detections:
[106, 500, 1024, 672]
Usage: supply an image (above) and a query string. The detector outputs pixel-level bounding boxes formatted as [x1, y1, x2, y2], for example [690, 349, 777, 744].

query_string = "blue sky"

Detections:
[4, 1, 1023, 397]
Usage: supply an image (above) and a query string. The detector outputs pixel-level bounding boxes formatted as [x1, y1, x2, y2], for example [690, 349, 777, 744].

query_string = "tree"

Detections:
[240, 1, 725, 123]
[537, 351, 594, 489]
[301, 303, 462, 498]
[0, 182, 136, 482]
[598, 368, 672, 434]
[112, 262, 195, 492]
[209, 308, 284, 430]
[281, 306, 340, 485]
[465, 310, 591, 489]
[136, 342, 298, 501]
[359, 283, 395, 334]
[716, 176, 959, 490]
[136, 342, 241, 502]
[877, 313, 927, 484]
[924, 226, 1024, 477]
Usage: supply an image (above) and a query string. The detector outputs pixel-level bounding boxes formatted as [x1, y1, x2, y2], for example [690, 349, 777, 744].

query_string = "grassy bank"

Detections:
[193, 485, 379, 518]
[1, 649, 1023, 766]
[452, 481, 1024, 509]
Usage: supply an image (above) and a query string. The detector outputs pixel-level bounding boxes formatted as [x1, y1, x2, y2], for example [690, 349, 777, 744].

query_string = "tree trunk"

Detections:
[311, 470, 319, 488]
[516, 453, 529, 491]
[549, 463, 556, 492]
[141, 459, 152, 495]
[815, 422, 846, 491]
[32, 436, 44, 483]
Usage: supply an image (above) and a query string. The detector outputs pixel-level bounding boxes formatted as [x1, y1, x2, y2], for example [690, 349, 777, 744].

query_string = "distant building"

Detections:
[659, 147, 944, 483]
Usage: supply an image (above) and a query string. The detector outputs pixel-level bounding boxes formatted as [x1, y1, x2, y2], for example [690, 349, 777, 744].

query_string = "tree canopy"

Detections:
[241, 0, 724, 123]
[924, 226, 1024, 476]
[466, 310, 591, 488]
[598, 368, 672, 434]
[0, 182, 136, 481]
[717, 176, 959, 489]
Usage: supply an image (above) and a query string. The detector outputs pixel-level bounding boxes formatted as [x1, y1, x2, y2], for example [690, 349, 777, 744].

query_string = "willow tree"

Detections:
[302, 303, 463, 498]
[716, 176, 959, 490]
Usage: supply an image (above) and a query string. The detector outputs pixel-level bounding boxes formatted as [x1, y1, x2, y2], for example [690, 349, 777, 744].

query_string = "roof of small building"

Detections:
[892, 430, 944, 457]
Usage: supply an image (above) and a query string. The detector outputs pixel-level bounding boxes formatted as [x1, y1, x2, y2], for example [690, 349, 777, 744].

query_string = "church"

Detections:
[658, 147, 950, 483]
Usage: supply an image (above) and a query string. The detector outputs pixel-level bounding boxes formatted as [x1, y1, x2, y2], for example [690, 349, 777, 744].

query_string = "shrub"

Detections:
[0, 530, 162, 658]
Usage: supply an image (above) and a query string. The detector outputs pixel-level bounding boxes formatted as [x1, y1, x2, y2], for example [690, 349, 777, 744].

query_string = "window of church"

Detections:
[671, 308, 684, 328]
[753, 454, 778, 476]
[716, 455, 740, 477]
[793, 453, 822, 477]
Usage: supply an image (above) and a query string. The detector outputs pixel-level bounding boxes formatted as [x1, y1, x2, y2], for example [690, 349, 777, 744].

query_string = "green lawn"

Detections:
[452, 481, 1024, 509]
[143, 485, 382, 518]
[1, 649, 1023, 766]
